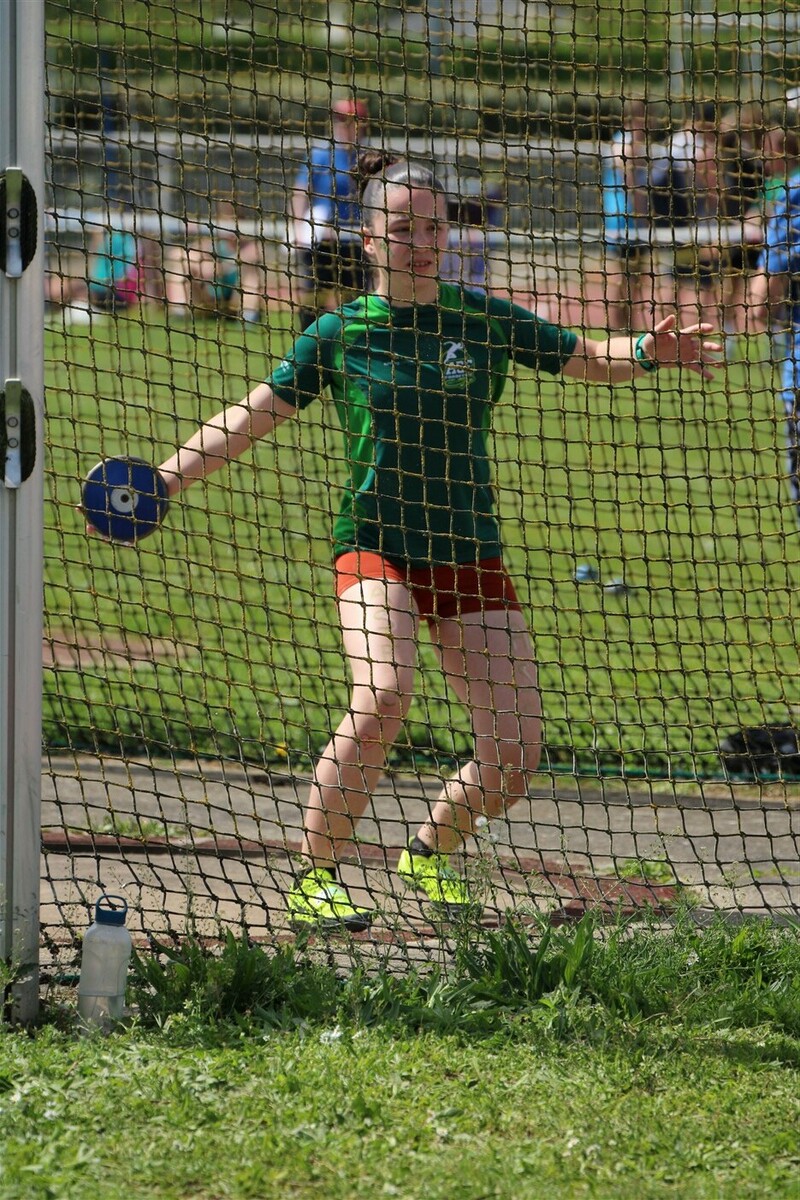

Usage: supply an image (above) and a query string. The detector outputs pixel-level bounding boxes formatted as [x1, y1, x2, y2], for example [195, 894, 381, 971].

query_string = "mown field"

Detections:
[2, 913, 800, 1199]
[42, 307, 800, 779]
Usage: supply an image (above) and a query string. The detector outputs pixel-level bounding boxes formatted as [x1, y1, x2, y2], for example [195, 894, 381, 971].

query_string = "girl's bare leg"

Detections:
[301, 578, 419, 867]
[416, 608, 542, 854]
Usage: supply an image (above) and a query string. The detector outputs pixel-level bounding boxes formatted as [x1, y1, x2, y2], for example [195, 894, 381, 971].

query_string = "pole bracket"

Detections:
[0, 168, 38, 278]
[1, 379, 36, 488]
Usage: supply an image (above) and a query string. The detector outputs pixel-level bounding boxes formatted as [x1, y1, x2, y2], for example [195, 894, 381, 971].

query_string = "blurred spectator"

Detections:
[651, 101, 721, 327]
[728, 102, 800, 362]
[45, 202, 142, 323]
[718, 101, 765, 218]
[45, 244, 89, 319]
[717, 102, 767, 355]
[761, 104, 800, 212]
[668, 100, 718, 175]
[238, 226, 269, 324]
[747, 108, 800, 524]
[785, 86, 800, 113]
[441, 187, 499, 291]
[600, 98, 668, 329]
[289, 96, 369, 331]
[164, 199, 242, 320]
[88, 213, 141, 312]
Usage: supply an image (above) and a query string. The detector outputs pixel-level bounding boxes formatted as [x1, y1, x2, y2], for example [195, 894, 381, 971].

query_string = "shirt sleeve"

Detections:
[294, 160, 311, 192]
[487, 296, 578, 374]
[295, 144, 329, 194]
[763, 191, 800, 275]
[265, 313, 343, 410]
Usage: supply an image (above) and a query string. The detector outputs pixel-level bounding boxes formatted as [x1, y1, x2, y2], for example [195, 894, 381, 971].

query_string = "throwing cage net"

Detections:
[35, 0, 800, 977]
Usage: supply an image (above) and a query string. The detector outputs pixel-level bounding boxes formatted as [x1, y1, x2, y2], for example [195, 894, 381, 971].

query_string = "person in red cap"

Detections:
[290, 96, 370, 331]
[332, 97, 369, 120]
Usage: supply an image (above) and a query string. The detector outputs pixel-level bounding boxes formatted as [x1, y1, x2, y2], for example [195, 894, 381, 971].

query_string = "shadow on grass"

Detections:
[685, 1030, 800, 1070]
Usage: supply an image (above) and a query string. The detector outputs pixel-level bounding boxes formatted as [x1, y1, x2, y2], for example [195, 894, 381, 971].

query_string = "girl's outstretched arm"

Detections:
[563, 314, 721, 385]
[158, 383, 298, 496]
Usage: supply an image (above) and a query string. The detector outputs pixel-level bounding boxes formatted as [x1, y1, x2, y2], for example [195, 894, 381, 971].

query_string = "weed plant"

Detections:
[127, 909, 800, 1046]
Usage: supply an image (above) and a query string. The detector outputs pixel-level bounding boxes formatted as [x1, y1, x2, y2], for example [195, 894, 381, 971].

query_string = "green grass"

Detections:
[43, 309, 800, 777]
[2, 1027, 798, 1200]
[3, 913, 800, 1199]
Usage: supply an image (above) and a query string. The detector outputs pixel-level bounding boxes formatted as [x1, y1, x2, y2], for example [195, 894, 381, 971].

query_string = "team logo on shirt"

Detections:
[442, 341, 476, 387]
[273, 358, 294, 381]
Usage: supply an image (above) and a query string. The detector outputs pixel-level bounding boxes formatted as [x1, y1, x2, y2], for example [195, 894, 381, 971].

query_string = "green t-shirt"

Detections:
[267, 283, 577, 566]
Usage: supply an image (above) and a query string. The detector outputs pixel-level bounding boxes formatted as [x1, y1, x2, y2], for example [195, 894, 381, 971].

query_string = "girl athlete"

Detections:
[157, 154, 720, 931]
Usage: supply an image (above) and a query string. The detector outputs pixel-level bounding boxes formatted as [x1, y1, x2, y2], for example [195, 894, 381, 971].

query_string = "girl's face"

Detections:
[363, 183, 450, 304]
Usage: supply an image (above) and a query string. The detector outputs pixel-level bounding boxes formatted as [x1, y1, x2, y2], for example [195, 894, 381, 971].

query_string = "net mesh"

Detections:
[40, 0, 800, 973]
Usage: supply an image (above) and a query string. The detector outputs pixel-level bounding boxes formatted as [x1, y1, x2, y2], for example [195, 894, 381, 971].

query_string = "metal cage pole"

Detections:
[0, 0, 45, 1022]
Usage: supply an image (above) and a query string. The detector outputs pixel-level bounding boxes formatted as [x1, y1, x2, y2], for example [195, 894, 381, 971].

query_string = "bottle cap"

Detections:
[94, 894, 128, 926]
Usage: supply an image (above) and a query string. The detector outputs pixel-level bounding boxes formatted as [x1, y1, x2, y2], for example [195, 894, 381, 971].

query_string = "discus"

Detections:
[82, 456, 169, 543]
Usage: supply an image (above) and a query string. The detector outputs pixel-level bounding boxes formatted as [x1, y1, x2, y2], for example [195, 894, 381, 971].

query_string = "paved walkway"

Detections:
[39, 752, 800, 971]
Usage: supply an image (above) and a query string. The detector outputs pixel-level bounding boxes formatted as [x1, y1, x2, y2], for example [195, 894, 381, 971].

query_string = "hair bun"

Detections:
[357, 150, 401, 198]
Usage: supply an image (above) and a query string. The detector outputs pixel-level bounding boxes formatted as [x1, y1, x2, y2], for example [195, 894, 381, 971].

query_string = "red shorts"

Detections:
[334, 551, 521, 624]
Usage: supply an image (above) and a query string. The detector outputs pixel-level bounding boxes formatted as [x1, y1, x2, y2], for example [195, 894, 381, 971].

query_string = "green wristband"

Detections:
[634, 333, 658, 372]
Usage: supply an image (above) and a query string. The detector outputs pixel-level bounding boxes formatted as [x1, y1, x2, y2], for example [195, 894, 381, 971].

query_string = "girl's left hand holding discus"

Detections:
[81, 456, 170, 544]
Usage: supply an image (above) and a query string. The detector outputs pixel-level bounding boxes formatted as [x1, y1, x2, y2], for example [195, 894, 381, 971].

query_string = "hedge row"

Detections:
[49, 76, 643, 139]
[50, 68, 773, 141]
[46, 28, 749, 84]
[46, 19, 799, 140]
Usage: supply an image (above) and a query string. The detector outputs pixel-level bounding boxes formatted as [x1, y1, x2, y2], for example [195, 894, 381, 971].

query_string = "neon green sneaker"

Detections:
[397, 847, 479, 916]
[287, 867, 372, 933]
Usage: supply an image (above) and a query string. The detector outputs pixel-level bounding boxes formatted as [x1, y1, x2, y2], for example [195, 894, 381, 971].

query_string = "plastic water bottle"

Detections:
[77, 894, 132, 1028]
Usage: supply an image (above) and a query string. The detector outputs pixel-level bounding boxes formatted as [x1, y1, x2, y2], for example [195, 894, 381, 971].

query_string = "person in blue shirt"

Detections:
[289, 97, 369, 331]
[601, 99, 667, 330]
[749, 111, 800, 526]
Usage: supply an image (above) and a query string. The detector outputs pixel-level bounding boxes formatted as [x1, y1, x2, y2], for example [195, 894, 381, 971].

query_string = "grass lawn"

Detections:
[2, 1025, 799, 1200]
[3, 913, 800, 1200]
[43, 307, 800, 778]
